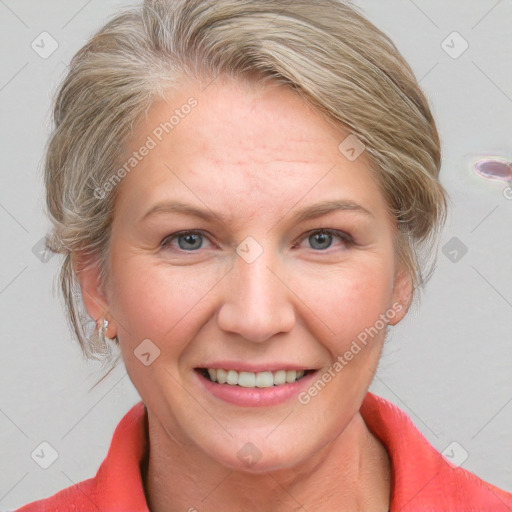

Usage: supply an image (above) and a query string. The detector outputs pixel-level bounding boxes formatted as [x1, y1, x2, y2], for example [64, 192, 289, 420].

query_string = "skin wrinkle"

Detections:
[78, 75, 411, 512]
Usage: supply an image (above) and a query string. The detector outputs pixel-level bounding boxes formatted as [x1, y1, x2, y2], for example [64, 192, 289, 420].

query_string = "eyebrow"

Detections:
[140, 199, 373, 225]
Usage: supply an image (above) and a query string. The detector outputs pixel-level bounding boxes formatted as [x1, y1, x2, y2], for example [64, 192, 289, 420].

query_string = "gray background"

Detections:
[1, 0, 511, 508]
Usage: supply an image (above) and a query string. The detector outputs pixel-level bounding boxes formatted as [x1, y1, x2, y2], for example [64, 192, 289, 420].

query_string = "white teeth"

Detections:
[203, 368, 306, 387]
[226, 370, 238, 385]
[255, 371, 274, 388]
[273, 370, 287, 385]
[238, 371, 256, 387]
[286, 370, 297, 383]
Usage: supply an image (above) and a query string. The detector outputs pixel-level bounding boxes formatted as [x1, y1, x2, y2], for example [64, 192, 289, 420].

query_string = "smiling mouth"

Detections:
[196, 368, 315, 388]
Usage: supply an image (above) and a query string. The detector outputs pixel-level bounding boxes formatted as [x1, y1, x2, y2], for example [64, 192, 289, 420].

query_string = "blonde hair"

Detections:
[45, 0, 447, 377]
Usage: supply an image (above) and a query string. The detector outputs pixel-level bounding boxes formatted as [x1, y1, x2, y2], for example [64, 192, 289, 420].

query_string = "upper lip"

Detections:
[195, 363, 316, 372]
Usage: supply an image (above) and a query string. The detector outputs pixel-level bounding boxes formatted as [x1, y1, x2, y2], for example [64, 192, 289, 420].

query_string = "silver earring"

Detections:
[98, 317, 115, 343]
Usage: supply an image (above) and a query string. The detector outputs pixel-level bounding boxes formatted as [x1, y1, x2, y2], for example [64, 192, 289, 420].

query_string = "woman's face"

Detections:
[81, 76, 411, 472]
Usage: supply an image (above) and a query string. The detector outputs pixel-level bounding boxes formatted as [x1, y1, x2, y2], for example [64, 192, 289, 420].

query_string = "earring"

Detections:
[98, 317, 116, 343]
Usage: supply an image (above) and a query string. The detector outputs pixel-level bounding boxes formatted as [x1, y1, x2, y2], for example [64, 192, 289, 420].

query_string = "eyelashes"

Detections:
[296, 229, 354, 251]
[161, 230, 207, 251]
[160, 229, 354, 253]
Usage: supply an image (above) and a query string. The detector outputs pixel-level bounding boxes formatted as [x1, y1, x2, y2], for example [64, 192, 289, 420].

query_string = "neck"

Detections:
[144, 411, 391, 512]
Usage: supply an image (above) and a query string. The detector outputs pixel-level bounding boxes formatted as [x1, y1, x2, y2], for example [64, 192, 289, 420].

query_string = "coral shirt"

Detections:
[17, 392, 512, 511]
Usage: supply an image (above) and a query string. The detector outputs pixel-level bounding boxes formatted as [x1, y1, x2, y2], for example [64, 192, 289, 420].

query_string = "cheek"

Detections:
[293, 258, 395, 348]
[107, 252, 221, 348]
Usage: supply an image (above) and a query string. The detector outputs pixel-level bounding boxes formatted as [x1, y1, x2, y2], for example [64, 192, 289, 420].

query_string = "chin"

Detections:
[202, 431, 315, 475]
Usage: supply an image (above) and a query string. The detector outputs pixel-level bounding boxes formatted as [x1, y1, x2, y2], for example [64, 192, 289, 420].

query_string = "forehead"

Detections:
[114, 76, 388, 227]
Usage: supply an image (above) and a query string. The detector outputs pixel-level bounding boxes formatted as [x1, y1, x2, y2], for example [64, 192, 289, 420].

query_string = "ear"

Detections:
[73, 252, 111, 329]
[389, 263, 414, 326]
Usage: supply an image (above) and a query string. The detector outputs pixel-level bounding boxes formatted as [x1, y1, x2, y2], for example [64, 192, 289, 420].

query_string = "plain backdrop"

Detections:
[1, 0, 511, 509]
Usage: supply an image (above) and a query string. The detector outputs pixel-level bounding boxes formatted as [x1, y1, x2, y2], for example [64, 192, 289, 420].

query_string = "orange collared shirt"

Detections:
[17, 392, 512, 511]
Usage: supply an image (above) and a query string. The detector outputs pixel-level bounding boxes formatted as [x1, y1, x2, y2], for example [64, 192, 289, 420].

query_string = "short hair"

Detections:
[44, 0, 447, 372]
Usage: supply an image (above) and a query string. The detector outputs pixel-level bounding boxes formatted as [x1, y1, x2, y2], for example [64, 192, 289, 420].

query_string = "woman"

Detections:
[17, 0, 512, 510]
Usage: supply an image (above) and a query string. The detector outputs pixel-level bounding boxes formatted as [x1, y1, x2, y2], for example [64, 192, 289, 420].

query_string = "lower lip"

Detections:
[195, 369, 319, 407]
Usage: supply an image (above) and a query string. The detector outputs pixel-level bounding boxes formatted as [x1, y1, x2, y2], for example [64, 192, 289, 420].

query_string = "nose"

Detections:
[216, 244, 296, 343]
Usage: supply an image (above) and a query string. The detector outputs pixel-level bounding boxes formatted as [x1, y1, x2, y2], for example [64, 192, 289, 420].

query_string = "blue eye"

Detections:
[161, 231, 207, 251]
[303, 229, 353, 251]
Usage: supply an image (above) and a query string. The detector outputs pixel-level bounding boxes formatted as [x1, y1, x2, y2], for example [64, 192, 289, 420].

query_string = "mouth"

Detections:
[195, 368, 316, 388]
